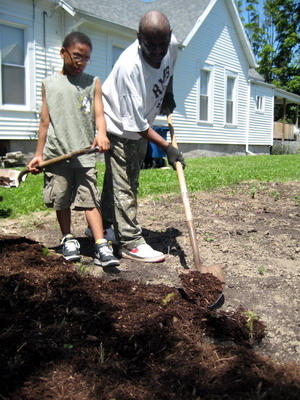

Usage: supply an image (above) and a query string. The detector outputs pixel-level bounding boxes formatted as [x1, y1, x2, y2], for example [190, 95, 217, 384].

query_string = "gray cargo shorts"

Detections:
[43, 165, 101, 210]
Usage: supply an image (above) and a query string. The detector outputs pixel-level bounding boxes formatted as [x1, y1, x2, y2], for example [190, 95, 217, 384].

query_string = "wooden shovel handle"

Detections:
[38, 146, 98, 168]
[167, 114, 202, 270]
[18, 146, 99, 183]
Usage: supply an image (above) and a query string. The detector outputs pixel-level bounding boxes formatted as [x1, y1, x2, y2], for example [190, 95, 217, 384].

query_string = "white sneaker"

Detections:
[85, 226, 118, 244]
[121, 243, 165, 263]
[61, 234, 81, 261]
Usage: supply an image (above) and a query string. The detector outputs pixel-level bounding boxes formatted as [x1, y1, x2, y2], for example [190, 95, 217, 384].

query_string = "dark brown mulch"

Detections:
[0, 235, 299, 400]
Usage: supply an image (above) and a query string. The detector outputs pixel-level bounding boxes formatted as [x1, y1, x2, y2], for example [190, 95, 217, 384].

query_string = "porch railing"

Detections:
[273, 122, 297, 140]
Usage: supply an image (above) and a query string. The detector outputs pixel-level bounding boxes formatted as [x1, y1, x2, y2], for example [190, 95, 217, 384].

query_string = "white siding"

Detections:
[249, 83, 274, 145]
[0, 0, 274, 148]
[0, 111, 38, 139]
[0, 0, 134, 142]
[34, 2, 64, 107]
[173, 0, 250, 145]
[0, 0, 63, 140]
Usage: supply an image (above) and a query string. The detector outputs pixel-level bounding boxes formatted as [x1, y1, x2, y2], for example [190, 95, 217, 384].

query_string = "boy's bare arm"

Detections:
[93, 78, 110, 152]
[28, 84, 50, 171]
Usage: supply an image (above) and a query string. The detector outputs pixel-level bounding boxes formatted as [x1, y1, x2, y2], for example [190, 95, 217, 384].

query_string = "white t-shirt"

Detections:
[102, 34, 178, 140]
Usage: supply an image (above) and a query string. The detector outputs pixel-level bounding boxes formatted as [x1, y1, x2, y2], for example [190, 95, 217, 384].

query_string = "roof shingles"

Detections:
[64, 0, 212, 44]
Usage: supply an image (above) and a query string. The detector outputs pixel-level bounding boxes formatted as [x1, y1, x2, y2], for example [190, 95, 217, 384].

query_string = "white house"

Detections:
[0, 0, 299, 156]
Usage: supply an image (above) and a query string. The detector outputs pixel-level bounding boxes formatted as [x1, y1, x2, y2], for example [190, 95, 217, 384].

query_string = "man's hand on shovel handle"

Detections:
[165, 144, 185, 170]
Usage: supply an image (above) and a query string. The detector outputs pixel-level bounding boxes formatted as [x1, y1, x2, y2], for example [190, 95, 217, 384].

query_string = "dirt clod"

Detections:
[0, 176, 11, 186]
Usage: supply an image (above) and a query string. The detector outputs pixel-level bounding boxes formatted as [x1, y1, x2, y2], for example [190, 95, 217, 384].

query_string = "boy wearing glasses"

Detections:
[28, 32, 119, 268]
[99, 11, 185, 263]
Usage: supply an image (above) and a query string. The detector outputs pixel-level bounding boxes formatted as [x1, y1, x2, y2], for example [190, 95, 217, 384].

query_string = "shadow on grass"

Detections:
[0, 207, 12, 218]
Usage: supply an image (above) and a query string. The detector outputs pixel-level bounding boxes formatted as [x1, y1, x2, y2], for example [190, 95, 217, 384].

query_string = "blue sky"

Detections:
[237, 0, 265, 24]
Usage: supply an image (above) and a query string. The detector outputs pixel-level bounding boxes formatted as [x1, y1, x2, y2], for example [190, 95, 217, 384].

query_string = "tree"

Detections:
[237, 0, 300, 95]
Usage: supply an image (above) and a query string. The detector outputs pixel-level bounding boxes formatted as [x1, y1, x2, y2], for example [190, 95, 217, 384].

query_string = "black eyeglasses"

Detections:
[64, 48, 91, 64]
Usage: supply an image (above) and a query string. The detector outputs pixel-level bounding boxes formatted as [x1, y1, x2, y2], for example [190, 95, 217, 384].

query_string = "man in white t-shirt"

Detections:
[100, 10, 185, 263]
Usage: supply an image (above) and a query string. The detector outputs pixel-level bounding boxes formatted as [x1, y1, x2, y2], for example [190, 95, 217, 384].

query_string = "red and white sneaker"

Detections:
[121, 243, 165, 263]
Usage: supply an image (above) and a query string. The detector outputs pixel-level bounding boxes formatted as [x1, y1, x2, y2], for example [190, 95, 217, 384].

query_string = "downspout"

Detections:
[32, 0, 36, 111]
[246, 79, 255, 155]
[61, 6, 65, 44]
[33, 1, 39, 136]
[43, 11, 48, 78]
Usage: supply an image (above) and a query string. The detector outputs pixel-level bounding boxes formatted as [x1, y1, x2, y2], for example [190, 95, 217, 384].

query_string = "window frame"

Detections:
[111, 45, 125, 69]
[106, 37, 129, 74]
[0, 20, 34, 111]
[225, 70, 238, 126]
[255, 94, 264, 112]
[197, 63, 214, 124]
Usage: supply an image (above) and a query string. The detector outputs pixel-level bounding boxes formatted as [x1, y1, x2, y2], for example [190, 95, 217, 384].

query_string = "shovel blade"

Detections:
[207, 293, 225, 311]
[178, 263, 225, 288]
[199, 264, 225, 287]
[0, 169, 25, 188]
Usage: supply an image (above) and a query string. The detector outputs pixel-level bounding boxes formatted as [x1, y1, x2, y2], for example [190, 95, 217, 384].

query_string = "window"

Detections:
[0, 24, 25, 105]
[107, 38, 129, 73]
[256, 95, 264, 111]
[112, 46, 124, 68]
[198, 65, 213, 122]
[199, 69, 210, 121]
[226, 75, 236, 124]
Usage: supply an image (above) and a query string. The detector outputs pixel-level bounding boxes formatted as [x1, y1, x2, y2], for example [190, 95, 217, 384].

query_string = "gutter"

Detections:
[245, 79, 254, 155]
[249, 78, 276, 89]
[58, 0, 76, 16]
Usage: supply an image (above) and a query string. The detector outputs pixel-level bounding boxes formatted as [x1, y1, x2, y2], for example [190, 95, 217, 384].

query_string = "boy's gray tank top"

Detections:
[43, 72, 97, 168]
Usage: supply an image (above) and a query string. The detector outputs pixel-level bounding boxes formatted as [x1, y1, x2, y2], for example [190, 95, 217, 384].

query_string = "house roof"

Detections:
[274, 88, 300, 105]
[61, 1, 243, 44]
[60, 0, 257, 66]
[249, 68, 264, 81]
[61, 0, 212, 44]
[248, 69, 300, 105]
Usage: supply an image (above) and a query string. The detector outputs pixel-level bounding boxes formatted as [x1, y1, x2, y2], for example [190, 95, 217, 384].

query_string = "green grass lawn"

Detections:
[1, 153, 300, 219]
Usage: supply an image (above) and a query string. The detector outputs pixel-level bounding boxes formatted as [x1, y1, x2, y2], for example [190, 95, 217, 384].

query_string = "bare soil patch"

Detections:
[0, 181, 299, 399]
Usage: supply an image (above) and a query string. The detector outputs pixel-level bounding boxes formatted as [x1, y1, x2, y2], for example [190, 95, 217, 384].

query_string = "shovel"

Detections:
[0, 146, 99, 188]
[167, 113, 225, 310]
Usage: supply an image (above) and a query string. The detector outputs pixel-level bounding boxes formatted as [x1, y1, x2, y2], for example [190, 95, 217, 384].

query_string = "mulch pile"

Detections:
[0, 235, 299, 399]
